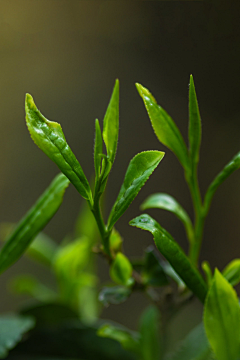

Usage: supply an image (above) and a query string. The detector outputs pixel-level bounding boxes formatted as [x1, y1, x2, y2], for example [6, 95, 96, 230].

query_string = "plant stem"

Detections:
[91, 180, 112, 258]
[186, 167, 205, 267]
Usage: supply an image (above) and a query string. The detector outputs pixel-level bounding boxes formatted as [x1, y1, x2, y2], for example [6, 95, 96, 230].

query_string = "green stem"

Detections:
[91, 180, 112, 258]
[186, 166, 205, 267]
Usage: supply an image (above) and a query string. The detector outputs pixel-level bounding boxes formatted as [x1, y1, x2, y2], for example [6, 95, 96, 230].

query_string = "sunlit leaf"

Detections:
[136, 83, 190, 172]
[102, 79, 119, 164]
[204, 269, 240, 360]
[25, 94, 91, 201]
[108, 151, 164, 230]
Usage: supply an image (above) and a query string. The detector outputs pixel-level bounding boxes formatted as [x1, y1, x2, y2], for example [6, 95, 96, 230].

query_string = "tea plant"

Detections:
[0, 77, 239, 360]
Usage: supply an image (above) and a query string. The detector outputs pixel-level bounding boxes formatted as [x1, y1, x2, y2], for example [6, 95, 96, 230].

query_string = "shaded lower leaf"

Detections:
[142, 246, 169, 287]
[7, 318, 136, 360]
[130, 214, 207, 303]
[98, 323, 140, 354]
[21, 303, 78, 327]
[0, 174, 69, 275]
[204, 269, 240, 360]
[99, 286, 131, 306]
[0, 314, 35, 358]
[165, 323, 214, 360]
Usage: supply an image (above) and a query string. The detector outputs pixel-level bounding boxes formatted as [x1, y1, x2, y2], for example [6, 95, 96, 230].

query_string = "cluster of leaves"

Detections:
[0, 77, 240, 359]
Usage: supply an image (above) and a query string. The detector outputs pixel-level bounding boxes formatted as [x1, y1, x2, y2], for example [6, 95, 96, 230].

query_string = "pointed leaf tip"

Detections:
[25, 93, 36, 111]
[135, 83, 157, 104]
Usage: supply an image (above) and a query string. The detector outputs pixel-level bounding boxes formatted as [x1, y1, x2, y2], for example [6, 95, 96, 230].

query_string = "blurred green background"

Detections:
[0, 0, 240, 346]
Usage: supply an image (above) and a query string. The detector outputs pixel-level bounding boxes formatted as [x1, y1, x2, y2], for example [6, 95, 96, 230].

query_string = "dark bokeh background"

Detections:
[0, 0, 240, 345]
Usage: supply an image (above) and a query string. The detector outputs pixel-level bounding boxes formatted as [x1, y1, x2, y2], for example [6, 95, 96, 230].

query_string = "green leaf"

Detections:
[161, 261, 186, 290]
[136, 83, 190, 172]
[103, 79, 119, 164]
[165, 323, 213, 360]
[142, 246, 169, 286]
[10, 275, 57, 302]
[204, 268, 240, 360]
[222, 259, 240, 287]
[139, 306, 161, 360]
[0, 224, 57, 267]
[0, 174, 69, 275]
[74, 201, 98, 242]
[94, 119, 103, 179]
[188, 75, 202, 167]
[25, 94, 91, 201]
[27, 232, 58, 266]
[202, 261, 213, 287]
[0, 314, 35, 358]
[110, 228, 123, 256]
[98, 323, 140, 354]
[204, 151, 240, 215]
[141, 193, 194, 244]
[110, 253, 133, 286]
[108, 151, 164, 230]
[99, 286, 131, 306]
[130, 214, 207, 303]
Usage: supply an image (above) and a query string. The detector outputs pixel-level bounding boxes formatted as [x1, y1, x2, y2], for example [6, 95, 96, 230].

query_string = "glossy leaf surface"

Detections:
[94, 119, 103, 179]
[0, 315, 35, 358]
[0, 174, 69, 275]
[136, 83, 190, 172]
[25, 94, 91, 201]
[130, 214, 207, 302]
[165, 323, 213, 360]
[98, 324, 140, 354]
[141, 193, 194, 243]
[99, 286, 131, 306]
[222, 259, 240, 286]
[108, 151, 164, 230]
[103, 79, 119, 164]
[142, 246, 169, 286]
[139, 306, 161, 360]
[204, 269, 240, 360]
[188, 75, 201, 167]
[110, 253, 133, 286]
[204, 151, 240, 214]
